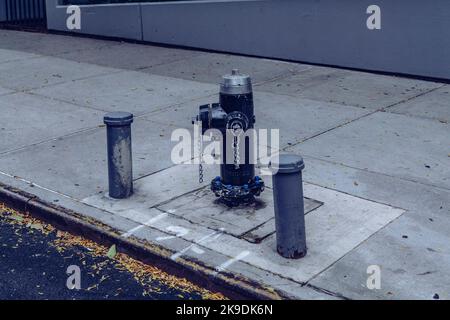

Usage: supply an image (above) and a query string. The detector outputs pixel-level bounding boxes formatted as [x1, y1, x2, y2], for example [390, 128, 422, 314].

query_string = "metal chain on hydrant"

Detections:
[198, 124, 204, 184]
[233, 134, 240, 170]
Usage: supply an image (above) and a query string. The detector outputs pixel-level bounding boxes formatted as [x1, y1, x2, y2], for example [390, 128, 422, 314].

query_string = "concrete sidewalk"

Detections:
[0, 30, 449, 299]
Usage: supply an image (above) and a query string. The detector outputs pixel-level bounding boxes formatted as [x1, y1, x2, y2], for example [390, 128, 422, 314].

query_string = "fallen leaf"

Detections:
[107, 244, 117, 259]
[9, 215, 23, 222]
[30, 223, 44, 231]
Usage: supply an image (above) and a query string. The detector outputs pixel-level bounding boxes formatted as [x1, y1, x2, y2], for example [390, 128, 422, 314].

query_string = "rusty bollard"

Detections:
[270, 153, 307, 259]
[104, 112, 134, 199]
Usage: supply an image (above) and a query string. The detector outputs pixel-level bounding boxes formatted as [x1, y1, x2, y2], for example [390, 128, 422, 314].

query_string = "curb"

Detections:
[0, 182, 285, 300]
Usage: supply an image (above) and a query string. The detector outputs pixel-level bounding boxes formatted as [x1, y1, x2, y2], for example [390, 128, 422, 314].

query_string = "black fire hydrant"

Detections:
[193, 69, 264, 206]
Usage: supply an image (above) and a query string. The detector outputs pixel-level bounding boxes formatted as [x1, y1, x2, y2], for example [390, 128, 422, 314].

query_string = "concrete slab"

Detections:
[133, 217, 333, 299]
[143, 52, 309, 84]
[0, 56, 118, 91]
[127, 211, 326, 298]
[0, 118, 180, 199]
[32, 70, 216, 114]
[195, 183, 404, 284]
[0, 86, 11, 96]
[388, 85, 450, 123]
[0, 30, 119, 56]
[124, 207, 335, 299]
[86, 182, 403, 285]
[288, 112, 450, 190]
[157, 185, 321, 241]
[55, 42, 203, 72]
[301, 156, 450, 216]
[0, 92, 103, 153]
[292, 157, 450, 299]
[0, 30, 48, 52]
[241, 197, 323, 244]
[256, 67, 441, 109]
[309, 210, 450, 300]
[0, 48, 41, 64]
[83, 163, 322, 243]
[256, 92, 371, 148]
[83, 163, 218, 214]
[144, 90, 371, 148]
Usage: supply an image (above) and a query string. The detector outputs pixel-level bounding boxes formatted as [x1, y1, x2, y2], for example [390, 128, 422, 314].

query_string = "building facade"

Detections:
[1, 0, 450, 81]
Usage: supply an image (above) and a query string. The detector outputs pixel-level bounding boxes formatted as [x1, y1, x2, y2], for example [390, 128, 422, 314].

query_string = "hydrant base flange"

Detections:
[211, 176, 265, 207]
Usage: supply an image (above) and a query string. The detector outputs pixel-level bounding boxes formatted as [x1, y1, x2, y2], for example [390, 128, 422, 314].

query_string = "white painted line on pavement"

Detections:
[170, 228, 224, 261]
[0, 170, 76, 200]
[156, 225, 189, 241]
[121, 212, 167, 238]
[214, 251, 251, 275]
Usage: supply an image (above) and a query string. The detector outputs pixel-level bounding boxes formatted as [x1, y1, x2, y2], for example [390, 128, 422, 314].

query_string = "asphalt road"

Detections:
[0, 203, 224, 300]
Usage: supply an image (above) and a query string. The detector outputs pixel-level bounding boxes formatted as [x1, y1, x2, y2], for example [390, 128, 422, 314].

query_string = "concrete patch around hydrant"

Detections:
[83, 165, 405, 287]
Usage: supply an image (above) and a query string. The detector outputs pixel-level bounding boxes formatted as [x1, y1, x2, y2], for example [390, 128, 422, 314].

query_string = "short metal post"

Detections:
[104, 112, 134, 199]
[270, 153, 307, 259]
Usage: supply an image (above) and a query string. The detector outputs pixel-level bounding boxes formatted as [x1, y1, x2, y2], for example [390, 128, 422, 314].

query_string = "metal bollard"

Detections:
[270, 153, 307, 259]
[104, 112, 134, 199]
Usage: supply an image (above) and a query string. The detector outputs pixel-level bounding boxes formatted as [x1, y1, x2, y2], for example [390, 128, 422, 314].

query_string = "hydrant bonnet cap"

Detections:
[220, 69, 252, 95]
[269, 153, 305, 174]
[104, 112, 134, 126]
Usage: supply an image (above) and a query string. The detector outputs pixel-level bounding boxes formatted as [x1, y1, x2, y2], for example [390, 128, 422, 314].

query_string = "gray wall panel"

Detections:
[0, 0, 6, 22]
[43, 0, 450, 80]
[141, 0, 450, 80]
[46, 0, 142, 40]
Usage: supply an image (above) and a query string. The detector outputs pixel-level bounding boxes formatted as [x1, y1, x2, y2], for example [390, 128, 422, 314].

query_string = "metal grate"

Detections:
[2, 0, 47, 29]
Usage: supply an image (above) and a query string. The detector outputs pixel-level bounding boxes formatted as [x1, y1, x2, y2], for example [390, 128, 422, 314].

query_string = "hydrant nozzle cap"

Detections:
[104, 112, 134, 126]
[220, 69, 252, 95]
[269, 153, 305, 174]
